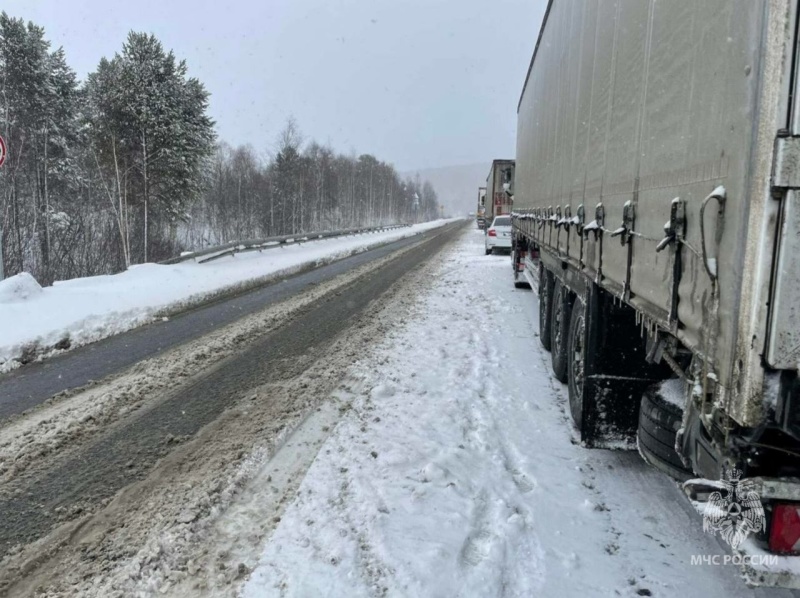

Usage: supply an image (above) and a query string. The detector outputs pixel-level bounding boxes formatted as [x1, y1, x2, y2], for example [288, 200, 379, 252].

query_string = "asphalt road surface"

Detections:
[0, 221, 463, 563]
[0, 224, 460, 421]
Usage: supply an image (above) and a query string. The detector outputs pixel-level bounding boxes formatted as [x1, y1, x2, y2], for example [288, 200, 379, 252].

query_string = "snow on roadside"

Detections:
[0, 220, 453, 373]
[0, 272, 42, 303]
[241, 229, 783, 598]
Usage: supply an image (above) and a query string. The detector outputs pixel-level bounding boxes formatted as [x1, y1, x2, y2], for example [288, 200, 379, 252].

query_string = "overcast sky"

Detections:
[4, 0, 546, 172]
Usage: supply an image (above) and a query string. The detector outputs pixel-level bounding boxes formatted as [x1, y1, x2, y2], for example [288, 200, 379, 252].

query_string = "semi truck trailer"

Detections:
[485, 159, 515, 222]
[477, 187, 487, 228]
[512, 0, 800, 585]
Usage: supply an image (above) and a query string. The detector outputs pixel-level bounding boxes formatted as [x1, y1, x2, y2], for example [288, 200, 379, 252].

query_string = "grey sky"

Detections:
[4, 0, 546, 171]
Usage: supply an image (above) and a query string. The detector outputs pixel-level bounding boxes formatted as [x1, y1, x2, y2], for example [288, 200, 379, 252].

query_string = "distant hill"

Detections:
[403, 162, 488, 217]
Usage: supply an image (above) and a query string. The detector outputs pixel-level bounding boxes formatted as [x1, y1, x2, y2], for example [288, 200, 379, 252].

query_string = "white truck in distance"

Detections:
[484, 159, 515, 223]
[511, 0, 800, 587]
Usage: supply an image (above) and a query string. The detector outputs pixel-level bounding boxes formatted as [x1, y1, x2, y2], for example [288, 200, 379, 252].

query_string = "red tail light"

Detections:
[770, 503, 800, 554]
[488, 229, 497, 237]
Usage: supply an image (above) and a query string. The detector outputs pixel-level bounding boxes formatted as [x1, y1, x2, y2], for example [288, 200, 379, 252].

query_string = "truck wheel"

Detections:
[566, 294, 586, 431]
[538, 264, 554, 351]
[637, 386, 692, 481]
[550, 280, 571, 382]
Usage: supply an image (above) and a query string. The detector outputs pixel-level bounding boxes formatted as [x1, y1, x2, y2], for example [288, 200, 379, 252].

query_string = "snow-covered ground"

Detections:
[241, 228, 792, 597]
[0, 220, 452, 373]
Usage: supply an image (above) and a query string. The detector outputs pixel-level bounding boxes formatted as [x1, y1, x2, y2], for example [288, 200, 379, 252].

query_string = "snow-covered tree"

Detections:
[0, 16, 438, 283]
[84, 32, 215, 263]
[0, 13, 80, 283]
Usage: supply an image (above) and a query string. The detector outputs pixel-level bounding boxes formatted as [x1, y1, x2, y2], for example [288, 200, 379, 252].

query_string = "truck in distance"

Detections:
[477, 186, 487, 229]
[485, 159, 515, 223]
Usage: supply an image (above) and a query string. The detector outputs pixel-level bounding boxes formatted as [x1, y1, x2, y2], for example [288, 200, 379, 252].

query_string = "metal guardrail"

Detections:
[160, 224, 412, 265]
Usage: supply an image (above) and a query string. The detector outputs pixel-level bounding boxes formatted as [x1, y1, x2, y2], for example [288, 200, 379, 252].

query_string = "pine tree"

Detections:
[1, 16, 438, 281]
[85, 32, 215, 263]
[0, 13, 79, 283]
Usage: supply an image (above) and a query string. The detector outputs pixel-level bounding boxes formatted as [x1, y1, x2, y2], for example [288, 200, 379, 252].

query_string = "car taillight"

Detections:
[488, 229, 497, 237]
[770, 503, 800, 553]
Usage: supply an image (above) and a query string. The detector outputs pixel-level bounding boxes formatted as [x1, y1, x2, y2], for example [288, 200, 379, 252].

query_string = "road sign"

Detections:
[0, 135, 6, 168]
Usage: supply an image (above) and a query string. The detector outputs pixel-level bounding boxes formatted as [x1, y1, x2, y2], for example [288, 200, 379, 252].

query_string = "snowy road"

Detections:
[2, 226, 798, 597]
[0, 224, 463, 596]
[0, 223, 456, 420]
[0, 220, 453, 375]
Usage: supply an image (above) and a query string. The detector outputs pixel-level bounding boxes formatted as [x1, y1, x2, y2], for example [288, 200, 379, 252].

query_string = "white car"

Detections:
[484, 215, 512, 254]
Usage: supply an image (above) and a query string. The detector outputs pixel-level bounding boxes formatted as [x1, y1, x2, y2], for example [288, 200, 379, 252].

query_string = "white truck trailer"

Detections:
[512, 0, 800, 585]
[485, 159, 515, 223]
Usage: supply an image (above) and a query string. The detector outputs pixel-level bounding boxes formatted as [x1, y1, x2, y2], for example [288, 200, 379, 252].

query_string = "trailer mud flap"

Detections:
[578, 285, 668, 449]
[581, 375, 654, 449]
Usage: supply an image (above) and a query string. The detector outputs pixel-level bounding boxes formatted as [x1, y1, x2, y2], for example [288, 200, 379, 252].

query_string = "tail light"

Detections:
[769, 503, 800, 553]
[488, 229, 497, 237]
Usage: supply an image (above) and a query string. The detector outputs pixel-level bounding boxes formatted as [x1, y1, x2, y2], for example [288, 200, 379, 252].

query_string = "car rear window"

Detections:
[493, 217, 511, 227]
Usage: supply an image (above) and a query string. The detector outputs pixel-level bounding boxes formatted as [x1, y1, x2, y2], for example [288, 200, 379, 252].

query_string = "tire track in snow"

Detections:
[443, 251, 543, 594]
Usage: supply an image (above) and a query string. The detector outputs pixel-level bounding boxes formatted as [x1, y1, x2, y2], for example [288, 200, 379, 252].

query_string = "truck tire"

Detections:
[550, 279, 571, 382]
[566, 294, 586, 431]
[637, 387, 692, 481]
[538, 264, 554, 351]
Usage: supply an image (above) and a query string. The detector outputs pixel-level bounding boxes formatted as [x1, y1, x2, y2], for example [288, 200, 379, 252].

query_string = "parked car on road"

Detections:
[484, 216, 511, 255]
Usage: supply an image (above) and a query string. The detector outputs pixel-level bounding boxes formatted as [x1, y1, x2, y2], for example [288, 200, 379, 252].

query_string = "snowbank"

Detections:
[0, 220, 454, 373]
[0, 272, 43, 303]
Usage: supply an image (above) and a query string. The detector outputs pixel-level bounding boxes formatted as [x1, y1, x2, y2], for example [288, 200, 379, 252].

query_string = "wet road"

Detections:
[0, 225, 460, 421]
[0, 222, 464, 559]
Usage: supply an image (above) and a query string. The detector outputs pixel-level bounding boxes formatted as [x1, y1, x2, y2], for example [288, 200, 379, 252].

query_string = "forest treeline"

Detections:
[0, 13, 439, 285]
